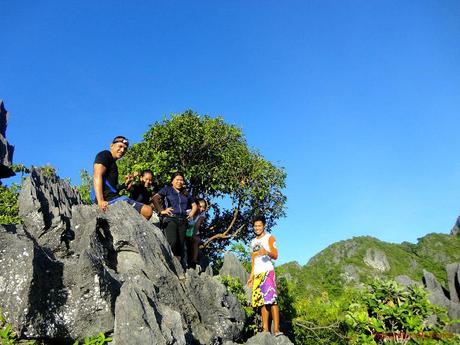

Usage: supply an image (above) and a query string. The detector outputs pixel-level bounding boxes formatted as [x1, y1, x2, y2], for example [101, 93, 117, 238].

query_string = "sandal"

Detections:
[274, 332, 284, 337]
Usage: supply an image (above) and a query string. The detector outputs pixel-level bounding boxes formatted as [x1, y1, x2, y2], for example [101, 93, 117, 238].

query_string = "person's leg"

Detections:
[177, 219, 187, 265]
[124, 199, 153, 220]
[140, 204, 153, 220]
[185, 236, 193, 269]
[164, 219, 178, 255]
[261, 305, 270, 332]
[271, 304, 280, 333]
[191, 234, 200, 266]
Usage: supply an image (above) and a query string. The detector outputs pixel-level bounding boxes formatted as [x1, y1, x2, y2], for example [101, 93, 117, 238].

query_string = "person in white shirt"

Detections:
[247, 216, 282, 336]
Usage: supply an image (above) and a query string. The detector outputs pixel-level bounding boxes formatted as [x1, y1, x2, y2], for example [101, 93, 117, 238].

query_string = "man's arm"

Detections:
[93, 163, 108, 211]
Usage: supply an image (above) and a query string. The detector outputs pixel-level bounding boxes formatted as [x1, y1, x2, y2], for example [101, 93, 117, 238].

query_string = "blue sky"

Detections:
[1, 1, 459, 265]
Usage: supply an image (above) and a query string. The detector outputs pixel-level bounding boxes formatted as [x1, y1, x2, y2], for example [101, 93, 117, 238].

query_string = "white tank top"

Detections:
[250, 233, 275, 275]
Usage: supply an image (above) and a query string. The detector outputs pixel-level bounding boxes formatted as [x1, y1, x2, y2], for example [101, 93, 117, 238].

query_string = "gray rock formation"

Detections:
[446, 263, 460, 304]
[341, 264, 360, 283]
[219, 251, 249, 284]
[423, 269, 460, 332]
[451, 216, 460, 237]
[18, 168, 83, 253]
[0, 100, 15, 178]
[224, 331, 293, 345]
[363, 248, 390, 272]
[394, 275, 420, 287]
[1, 171, 245, 344]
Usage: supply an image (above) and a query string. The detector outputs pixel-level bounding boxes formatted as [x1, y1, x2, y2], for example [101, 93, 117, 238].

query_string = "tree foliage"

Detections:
[118, 110, 287, 257]
[345, 279, 460, 344]
[77, 169, 92, 205]
[0, 183, 21, 225]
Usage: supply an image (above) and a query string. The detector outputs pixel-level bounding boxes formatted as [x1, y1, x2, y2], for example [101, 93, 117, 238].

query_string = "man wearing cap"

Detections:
[92, 136, 153, 220]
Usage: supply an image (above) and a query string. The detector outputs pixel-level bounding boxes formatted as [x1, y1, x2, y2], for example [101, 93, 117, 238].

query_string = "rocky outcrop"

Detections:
[341, 264, 361, 283]
[1, 170, 245, 344]
[219, 251, 249, 284]
[0, 100, 15, 178]
[451, 216, 460, 237]
[224, 331, 293, 345]
[423, 269, 460, 332]
[363, 248, 390, 272]
[394, 275, 420, 287]
[18, 169, 83, 254]
[446, 263, 460, 304]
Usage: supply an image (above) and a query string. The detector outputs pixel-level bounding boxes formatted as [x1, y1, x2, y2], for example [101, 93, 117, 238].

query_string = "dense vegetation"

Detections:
[274, 233, 460, 344]
[117, 110, 287, 259]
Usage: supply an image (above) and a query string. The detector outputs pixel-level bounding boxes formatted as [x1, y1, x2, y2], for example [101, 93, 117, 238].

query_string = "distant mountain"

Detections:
[277, 232, 460, 299]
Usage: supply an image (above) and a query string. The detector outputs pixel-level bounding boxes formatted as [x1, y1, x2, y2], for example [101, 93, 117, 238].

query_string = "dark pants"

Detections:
[164, 216, 187, 259]
[186, 234, 200, 268]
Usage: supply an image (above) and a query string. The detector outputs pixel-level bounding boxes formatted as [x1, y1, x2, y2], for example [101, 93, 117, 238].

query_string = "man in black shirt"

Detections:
[92, 136, 153, 220]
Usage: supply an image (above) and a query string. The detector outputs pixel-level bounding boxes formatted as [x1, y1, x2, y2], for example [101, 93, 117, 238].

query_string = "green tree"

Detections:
[118, 110, 287, 258]
[77, 169, 92, 204]
[0, 183, 21, 224]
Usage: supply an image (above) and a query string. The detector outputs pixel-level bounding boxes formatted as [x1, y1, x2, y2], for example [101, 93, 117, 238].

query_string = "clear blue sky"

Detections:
[1, 1, 459, 265]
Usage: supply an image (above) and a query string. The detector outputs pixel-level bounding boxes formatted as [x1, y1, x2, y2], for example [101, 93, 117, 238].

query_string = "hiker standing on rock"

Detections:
[247, 215, 282, 336]
[92, 136, 153, 220]
[153, 171, 197, 266]
[186, 198, 208, 269]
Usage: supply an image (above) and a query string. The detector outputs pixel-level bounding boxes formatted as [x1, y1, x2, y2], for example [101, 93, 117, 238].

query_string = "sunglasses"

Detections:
[112, 138, 129, 147]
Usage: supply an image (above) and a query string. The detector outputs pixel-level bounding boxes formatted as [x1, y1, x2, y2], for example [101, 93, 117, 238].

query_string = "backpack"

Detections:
[90, 179, 117, 203]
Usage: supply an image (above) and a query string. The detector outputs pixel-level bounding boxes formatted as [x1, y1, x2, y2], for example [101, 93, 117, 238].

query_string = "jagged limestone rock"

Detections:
[341, 264, 360, 283]
[394, 275, 420, 287]
[0, 100, 15, 178]
[224, 331, 293, 345]
[113, 278, 186, 345]
[2, 172, 245, 343]
[331, 240, 359, 264]
[446, 263, 460, 304]
[0, 225, 70, 340]
[18, 168, 83, 253]
[451, 216, 460, 237]
[423, 269, 460, 333]
[219, 251, 249, 284]
[363, 248, 390, 272]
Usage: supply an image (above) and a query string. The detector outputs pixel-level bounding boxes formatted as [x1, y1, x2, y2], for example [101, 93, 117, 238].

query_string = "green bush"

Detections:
[344, 279, 460, 344]
[291, 291, 350, 345]
[73, 332, 112, 345]
[0, 309, 36, 345]
[0, 183, 22, 225]
[219, 275, 258, 339]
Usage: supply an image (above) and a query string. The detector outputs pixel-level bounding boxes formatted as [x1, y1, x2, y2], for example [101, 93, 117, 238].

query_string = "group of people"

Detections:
[92, 136, 282, 336]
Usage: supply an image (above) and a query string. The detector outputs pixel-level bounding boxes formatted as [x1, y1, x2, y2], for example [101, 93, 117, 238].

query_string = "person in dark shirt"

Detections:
[92, 136, 153, 220]
[186, 198, 208, 269]
[153, 171, 197, 264]
[125, 169, 155, 205]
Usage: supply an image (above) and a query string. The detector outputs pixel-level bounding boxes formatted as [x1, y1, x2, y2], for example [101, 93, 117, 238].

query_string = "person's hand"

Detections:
[98, 200, 108, 212]
[125, 173, 134, 183]
[186, 212, 195, 220]
[247, 276, 253, 287]
[255, 247, 270, 258]
[161, 208, 173, 216]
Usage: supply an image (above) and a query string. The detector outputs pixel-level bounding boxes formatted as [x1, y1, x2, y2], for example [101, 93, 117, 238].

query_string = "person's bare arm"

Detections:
[187, 202, 198, 220]
[93, 163, 108, 211]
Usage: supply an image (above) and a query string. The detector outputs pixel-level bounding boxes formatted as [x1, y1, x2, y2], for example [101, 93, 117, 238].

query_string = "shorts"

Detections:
[108, 196, 144, 213]
[251, 270, 278, 307]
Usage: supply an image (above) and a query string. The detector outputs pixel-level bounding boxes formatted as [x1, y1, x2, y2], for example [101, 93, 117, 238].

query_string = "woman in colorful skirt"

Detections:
[247, 215, 282, 336]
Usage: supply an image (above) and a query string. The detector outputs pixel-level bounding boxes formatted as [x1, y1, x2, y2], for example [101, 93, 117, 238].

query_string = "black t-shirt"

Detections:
[129, 184, 152, 204]
[94, 150, 119, 201]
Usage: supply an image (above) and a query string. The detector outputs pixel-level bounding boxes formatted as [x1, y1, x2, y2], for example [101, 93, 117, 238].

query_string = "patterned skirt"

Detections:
[251, 270, 278, 307]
